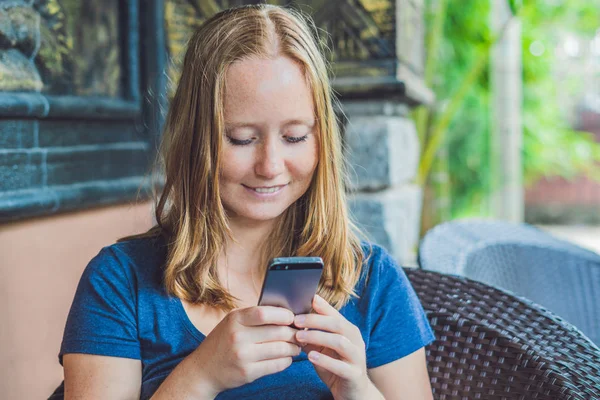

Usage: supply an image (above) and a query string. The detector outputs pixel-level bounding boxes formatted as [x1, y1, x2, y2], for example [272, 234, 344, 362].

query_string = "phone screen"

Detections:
[257, 257, 323, 315]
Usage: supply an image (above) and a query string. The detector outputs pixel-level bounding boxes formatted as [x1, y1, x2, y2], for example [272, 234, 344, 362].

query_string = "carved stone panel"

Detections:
[0, 0, 149, 222]
[306, 0, 394, 63]
[0, 3, 43, 92]
[164, 0, 429, 103]
[163, 0, 397, 81]
[165, 1, 395, 60]
[0, 0, 122, 96]
[164, 0, 287, 95]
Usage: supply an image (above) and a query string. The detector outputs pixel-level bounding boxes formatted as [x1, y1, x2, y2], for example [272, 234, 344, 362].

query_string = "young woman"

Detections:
[54, 4, 435, 399]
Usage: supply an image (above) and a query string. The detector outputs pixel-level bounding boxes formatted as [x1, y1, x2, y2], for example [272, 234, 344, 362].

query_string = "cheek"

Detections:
[220, 148, 252, 183]
[288, 142, 318, 180]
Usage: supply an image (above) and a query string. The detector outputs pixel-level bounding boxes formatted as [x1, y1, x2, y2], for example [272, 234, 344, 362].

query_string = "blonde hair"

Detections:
[131, 4, 366, 311]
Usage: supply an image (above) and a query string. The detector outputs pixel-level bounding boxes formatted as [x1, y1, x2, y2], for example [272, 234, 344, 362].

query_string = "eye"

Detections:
[226, 136, 254, 146]
[286, 134, 309, 144]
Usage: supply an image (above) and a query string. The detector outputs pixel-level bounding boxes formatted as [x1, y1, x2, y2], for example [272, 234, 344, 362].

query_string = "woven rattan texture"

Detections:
[405, 268, 600, 400]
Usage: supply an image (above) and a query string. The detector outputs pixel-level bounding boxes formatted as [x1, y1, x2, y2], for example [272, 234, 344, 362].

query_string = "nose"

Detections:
[254, 137, 284, 179]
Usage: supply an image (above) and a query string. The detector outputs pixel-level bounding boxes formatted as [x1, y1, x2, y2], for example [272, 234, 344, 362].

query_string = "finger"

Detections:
[295, 312, 363, 345]
[296, 330, 360, 363]
[245, 325, 300, 345]
[294, 313, 344, 334]
[307, 351, 359, 381]
[312, 294, 342, 318]
[236, 306, 295, 327]
[300, 343, 321, 356]
[248, 357, 294, 381]
[251, 342, 301, 362]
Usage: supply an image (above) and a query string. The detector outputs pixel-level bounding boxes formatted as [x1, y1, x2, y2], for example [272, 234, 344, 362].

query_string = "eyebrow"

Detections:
[224, 119, 316, 130]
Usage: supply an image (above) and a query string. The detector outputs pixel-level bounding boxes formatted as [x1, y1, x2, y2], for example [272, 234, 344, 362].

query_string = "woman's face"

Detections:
[219, 55, 318, 225]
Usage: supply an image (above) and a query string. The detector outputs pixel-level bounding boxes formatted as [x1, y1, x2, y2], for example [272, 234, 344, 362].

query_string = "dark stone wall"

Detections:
[0, 0, 163, 222]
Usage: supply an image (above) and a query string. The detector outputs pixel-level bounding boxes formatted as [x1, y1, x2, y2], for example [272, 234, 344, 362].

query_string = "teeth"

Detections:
[253, 186, 281, 193]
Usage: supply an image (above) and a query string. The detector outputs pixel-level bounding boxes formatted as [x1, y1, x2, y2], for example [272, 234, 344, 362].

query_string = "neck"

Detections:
[221, 215, 279, 275]
[217, 216, 280, 302]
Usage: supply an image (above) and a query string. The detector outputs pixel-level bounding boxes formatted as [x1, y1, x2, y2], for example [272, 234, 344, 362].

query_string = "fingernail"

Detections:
[297, 331, 307, 341]
[309, 351, 319, 361]
[314, 294, 323, 303]
[295, 315, 306, 326]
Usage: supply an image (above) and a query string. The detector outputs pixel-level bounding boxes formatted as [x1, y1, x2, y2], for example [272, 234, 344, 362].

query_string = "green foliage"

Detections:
[418, 0, 493, 218]
[418, 0, 600, 219]
[507, 0, 520, 15]
[520, 1, 600, 184]
[443, 1, 492, 217]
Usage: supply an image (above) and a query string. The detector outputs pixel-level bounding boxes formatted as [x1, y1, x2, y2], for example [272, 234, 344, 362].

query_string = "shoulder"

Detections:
[357, 242, 405, 294]
[360, 242, 396, 269]
[107, 235, 167, 267]
[350, 242, 435, 367]
[82, 235, 167, 289]
[59, 238, 167, 364]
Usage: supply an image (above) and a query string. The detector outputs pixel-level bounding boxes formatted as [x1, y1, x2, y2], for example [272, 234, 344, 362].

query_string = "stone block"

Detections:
[344, 116, 419, 191]
[0, 176, 150, 222]
[39, 120, 140, 147]
[349, 185, 422, 265]
[45, 143, 150, 186]
[0, 120, 37, 148]
[0, 149, 44, 191]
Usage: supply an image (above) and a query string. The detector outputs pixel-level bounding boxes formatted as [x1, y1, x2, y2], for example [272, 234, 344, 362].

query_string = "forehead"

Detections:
[223, 56, 315, 124]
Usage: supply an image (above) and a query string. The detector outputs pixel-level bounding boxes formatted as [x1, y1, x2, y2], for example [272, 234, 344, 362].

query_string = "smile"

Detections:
[253, 186, 282, 193]
[243, 184, 288, 195]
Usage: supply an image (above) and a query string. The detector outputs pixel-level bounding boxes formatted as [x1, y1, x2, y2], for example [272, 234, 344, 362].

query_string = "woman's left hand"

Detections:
[294, 295, 382, 400]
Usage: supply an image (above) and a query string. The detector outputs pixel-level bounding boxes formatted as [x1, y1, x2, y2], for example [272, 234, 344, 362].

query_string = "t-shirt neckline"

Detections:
[173, 297, 207, 342]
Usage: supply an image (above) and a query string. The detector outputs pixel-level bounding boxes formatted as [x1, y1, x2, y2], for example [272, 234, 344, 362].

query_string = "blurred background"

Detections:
[416, 0, 600, 253]
[0, 0, 598, 398]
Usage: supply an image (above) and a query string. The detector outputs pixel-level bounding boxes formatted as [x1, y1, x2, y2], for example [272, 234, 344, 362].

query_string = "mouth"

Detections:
[243, 184, 288, 194]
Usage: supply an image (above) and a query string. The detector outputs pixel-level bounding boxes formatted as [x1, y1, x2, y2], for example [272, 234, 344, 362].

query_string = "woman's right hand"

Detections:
[191, 305, 300, 396]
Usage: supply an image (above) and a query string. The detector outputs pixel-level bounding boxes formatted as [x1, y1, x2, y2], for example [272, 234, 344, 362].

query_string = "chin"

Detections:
[227, 205, 289, 223]
[245, 209, 287, 222]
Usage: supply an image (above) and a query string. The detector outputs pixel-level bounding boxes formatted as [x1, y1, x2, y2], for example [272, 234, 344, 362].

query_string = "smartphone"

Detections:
[257, 256, 324, 315]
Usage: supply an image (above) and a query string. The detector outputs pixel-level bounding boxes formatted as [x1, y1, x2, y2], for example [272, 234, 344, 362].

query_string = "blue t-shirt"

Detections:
[55, 236, 434, 399]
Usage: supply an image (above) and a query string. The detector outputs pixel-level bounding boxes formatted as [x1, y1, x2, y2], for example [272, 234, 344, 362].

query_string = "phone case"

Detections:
[258, 257, 324, 314]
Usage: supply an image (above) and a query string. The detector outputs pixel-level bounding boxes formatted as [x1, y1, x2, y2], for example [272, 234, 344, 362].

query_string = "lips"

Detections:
[243, 184, 288, 194]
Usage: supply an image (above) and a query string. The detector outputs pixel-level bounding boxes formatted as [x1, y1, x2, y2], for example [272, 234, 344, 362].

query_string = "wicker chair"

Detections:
[418, 220, 600, 345]
[405, 267, 600, 400]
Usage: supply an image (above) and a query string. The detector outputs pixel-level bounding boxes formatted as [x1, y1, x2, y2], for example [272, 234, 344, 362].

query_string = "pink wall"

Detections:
[0, 202, 153, 399]
[525, 109, 600, 209]
[525, 174, 600, 206]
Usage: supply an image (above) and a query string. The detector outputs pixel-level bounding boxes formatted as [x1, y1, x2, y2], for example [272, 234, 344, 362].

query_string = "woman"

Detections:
[54, 4, 435, 399]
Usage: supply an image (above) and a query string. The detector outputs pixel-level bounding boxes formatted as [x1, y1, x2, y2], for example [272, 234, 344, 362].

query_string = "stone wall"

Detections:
[329, 0, 429, 265]
[342, 101, 423, 265]
[0, 0, 158, 222]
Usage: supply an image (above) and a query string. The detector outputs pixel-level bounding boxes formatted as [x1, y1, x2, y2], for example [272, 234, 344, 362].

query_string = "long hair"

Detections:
[129, 4, 366, 311]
